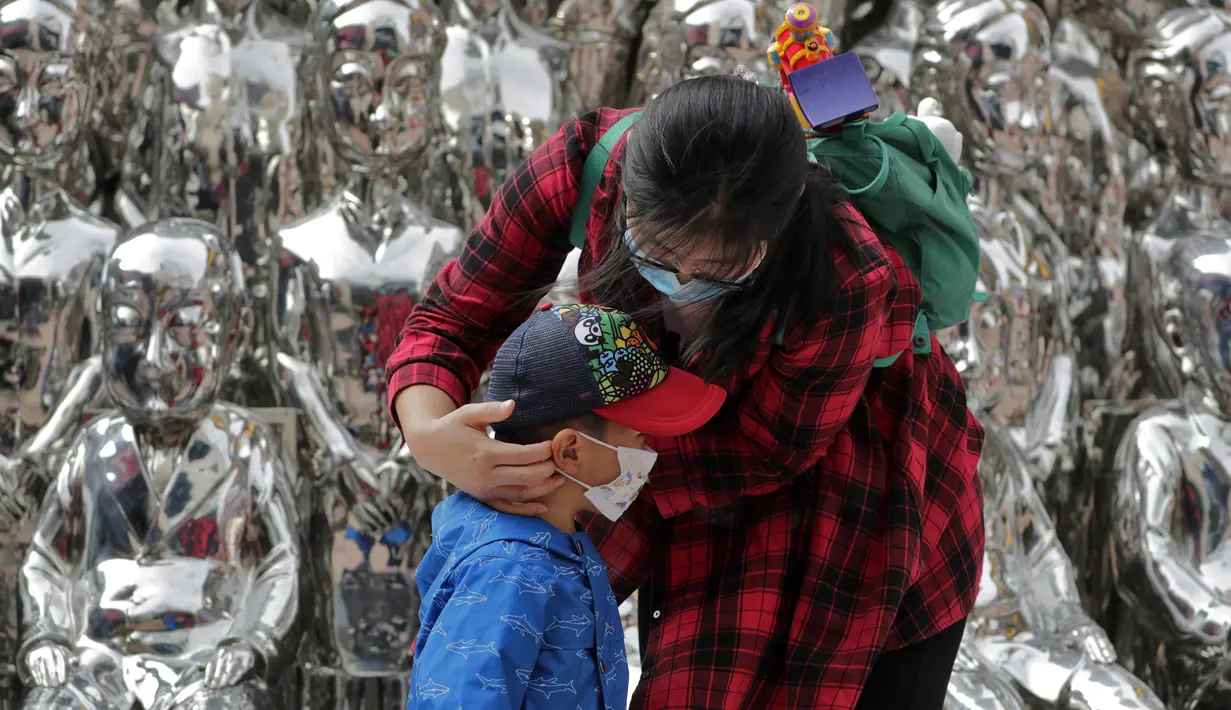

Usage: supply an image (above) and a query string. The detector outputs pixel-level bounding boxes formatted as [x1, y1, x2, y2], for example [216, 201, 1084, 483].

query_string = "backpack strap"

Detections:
[567, 112, 644, 250]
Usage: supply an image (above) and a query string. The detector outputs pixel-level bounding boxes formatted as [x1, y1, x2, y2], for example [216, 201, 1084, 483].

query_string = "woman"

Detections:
[387, 76, 984, 709]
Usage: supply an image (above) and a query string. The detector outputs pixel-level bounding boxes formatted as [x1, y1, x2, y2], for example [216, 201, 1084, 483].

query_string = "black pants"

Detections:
[853, 617, 968, 710]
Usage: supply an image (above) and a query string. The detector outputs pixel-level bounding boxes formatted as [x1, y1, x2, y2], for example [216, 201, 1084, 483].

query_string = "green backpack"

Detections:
[566, 110, 982, 368]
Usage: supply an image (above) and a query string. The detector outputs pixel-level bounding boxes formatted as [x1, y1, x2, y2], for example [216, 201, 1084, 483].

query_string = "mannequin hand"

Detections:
[916, 97, 963, 163]
[24, 641, 74, 687]
[1063, 622, 1117, 664]
[353, 496, 404, 534]
[203, 642, 257, 688]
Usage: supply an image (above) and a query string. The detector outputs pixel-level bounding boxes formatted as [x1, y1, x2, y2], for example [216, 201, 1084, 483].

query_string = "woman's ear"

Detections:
[551, 428, 583, 475]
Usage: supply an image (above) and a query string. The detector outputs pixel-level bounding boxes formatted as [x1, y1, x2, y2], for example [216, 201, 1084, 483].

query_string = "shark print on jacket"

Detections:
[410, 493, 629, 709]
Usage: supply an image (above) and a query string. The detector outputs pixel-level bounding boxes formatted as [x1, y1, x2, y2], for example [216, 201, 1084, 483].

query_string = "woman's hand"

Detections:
[398, 388, 563, 515]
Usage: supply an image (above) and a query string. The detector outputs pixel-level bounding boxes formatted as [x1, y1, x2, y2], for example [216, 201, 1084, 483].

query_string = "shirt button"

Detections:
[599, 659, 607, 674]
[572, 539, 584, 555]
[652, 610, 661, 619]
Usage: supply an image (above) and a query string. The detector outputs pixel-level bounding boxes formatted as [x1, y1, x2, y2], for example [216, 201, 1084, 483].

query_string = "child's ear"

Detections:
[551, 428, 583, 475]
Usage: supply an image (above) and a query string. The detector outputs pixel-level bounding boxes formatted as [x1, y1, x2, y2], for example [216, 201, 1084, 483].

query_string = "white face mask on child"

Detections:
[556, 430, 657, 522]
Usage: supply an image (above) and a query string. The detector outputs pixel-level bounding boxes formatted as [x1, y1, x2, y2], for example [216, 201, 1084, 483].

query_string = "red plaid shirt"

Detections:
[387, 108, 984, 709]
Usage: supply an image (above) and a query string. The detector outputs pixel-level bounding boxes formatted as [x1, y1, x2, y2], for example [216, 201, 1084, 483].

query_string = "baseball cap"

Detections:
[486, 303, 726, 437]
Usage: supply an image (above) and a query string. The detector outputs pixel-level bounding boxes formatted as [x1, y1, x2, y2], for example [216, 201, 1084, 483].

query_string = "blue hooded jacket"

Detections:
[409, 493, 629, 709]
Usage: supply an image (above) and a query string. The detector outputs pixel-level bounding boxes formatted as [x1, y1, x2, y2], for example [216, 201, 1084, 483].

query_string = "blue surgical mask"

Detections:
[623, 229, 759, 303]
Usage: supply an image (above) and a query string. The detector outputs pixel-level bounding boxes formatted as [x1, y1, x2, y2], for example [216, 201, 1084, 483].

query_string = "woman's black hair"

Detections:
[583, 74, 861, 379]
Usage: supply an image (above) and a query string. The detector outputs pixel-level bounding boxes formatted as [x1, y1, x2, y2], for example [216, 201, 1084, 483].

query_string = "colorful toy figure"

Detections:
[767, 3, 877, 130]
[768, 3, 838, 126]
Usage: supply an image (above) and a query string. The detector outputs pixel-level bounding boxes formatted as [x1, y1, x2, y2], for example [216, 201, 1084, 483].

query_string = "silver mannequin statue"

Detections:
[91, 0, 159, 226]
[935, 250, 1164, 710]
[147, 0, 318, 408]
[1111, 233, 1231, 709]
[1108, 11, 1231, 707]
[629, 0, 840, 103]
[0, 3, 123, 702]
[274, 2, 462, 707]
[911, 0, 1079, 519]
[436, 0, 498, 210]
[852, 0, 921, 119]
[17, 218, 300, 710]
[1081, 6, 1231, 622]
[463, 0, 648, 181]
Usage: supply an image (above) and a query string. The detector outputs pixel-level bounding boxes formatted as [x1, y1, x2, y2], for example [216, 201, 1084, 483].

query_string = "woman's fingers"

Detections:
[486, 455, 556, 485]
[454, 400, 516, 427]
[484, 439, 555, 467]
[487, 473, 566, 502]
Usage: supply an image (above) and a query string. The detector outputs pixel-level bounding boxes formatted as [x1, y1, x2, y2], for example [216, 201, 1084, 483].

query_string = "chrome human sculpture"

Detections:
[17, 218, 300, 710]
[629, 0, 838, 103]
[147, 0, 318, 408]
[1080, 5, 1231, 622]
[1108, 11, 1231, 708]
[851, 0, 921, 119]
[0, 3, 124, 700]
[935, 263, 1164, 710]
[911, 0, 1079, 517]
[1110, 233, 1231, 709]
[91, 0, 159, 227]
[464, 0, 648, 175]
[273, 2, 464, 707]
[437, 0, 499, 209]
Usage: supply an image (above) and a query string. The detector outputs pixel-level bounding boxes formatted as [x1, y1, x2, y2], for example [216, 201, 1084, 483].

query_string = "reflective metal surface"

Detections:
[853, 0, 921, 118]
[0, 0, 1224, 706]
[18, 218, 300, 710]
[913, 0, 1080, 519]
[145, 0, 319, 410]
[630, 0, 840, 103]
[0, 3, 121, 702]
[1111, 233, 1231, 710]
[937, 240, 1163, 710]
[276, 3, 462, 707]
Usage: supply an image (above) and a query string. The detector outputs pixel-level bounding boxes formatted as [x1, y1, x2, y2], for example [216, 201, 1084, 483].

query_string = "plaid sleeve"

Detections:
[385, 114, 603, 416]
[646, 209, 920, 519]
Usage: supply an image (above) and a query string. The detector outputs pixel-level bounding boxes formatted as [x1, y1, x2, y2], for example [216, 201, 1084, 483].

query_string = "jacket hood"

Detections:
[417, 493, 588, 590]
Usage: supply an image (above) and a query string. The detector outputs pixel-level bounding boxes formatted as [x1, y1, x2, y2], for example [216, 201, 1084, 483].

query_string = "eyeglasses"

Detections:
[623, 228, 751, 290]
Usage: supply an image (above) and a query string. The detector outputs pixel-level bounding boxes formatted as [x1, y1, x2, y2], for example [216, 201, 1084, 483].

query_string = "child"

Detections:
[408, 303, 726, 709]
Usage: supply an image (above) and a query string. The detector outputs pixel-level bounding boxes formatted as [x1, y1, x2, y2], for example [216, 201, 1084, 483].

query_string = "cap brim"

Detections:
[593, 366, 726, 437]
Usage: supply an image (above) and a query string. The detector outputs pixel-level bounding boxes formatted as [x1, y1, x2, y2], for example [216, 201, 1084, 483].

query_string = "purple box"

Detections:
[786, 51, 880, 129]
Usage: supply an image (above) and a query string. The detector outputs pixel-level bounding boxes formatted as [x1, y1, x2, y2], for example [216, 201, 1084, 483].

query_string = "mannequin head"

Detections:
[316, 0, 445, 174]
[1128, 7, 1231, 187]
[0, 0, 104, 168]
[101, 219, 247, 428]
[911, 0, 1051, 176]
[1149, 232, 1231, 416]
[853, 0, 923, 118]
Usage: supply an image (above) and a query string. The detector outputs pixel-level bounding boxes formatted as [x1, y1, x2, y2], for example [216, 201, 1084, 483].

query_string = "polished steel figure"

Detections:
[936, 256, 1164, 710]
[852, 0, 921, 119]
[17, 218, 301, 710]
[145, 0, 318, 409]
[274, 2, 463, 707]
[1108, 10, 1231, 708]
[629, 0, 839, 103]
[1111, 234, 1231, 709]
[467, 0, 647, 184]
[0, 4, 123, 703]
[912, 0, 1079, 522]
